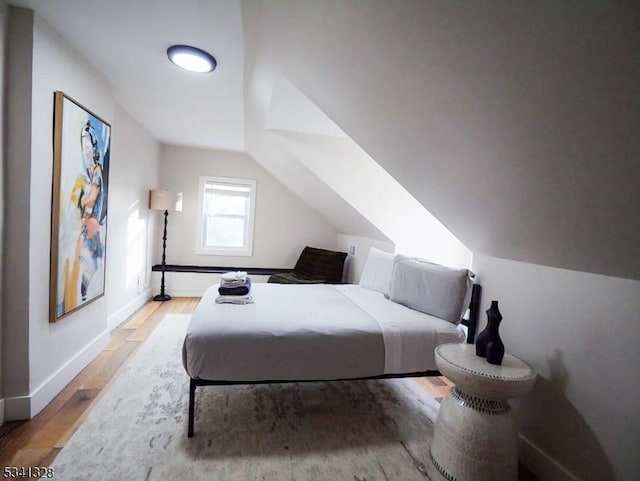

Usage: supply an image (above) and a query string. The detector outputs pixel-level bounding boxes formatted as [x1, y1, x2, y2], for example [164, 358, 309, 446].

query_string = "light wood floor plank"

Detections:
[121, 301, 162, 330]
[0, 298, 182, 469]
[79, 341, 140, 391]
[104, 328, 132, 351]
[24, 389, 100, 450]
[415, 375, 455, 400]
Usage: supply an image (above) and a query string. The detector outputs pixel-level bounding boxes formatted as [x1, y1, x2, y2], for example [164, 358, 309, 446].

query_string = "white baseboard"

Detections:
[4, 328, 110, 421]
[4, 292, 152, 422]
[107, 289, 152, 330]
[169, 288, 213, 297]
[0, 399, 5, 425]
[519, 434, 582, 481]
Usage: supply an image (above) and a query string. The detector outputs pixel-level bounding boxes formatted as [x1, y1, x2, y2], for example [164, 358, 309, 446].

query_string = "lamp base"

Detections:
[153, 293, 172, 302]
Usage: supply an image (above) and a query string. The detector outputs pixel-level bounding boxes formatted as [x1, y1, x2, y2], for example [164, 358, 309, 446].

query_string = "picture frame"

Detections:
[50, 91, 111, 322]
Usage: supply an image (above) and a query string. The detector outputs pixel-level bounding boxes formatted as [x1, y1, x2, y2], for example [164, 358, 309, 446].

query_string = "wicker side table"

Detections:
[426, 343, 536, 481]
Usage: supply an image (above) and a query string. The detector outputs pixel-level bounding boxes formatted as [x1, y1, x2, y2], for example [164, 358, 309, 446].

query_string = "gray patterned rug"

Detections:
[49, 314, 442, 480]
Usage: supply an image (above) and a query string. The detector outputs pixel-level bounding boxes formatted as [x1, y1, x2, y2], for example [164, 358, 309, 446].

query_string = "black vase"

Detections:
[475, 300, 505, 365]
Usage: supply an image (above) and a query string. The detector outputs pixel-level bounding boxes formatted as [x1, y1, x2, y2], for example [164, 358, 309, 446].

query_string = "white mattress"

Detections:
[183, 283, 465, 382]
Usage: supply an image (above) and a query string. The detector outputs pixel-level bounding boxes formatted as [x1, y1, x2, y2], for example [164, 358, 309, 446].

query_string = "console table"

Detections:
[426, 343, 536, 481]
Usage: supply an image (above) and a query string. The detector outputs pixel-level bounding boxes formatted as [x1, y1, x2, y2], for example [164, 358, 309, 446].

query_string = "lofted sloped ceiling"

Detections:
[242, 0, 640, 280]
[264, 76, 471, 268]
[242, 36, 390, 243]
[10, 0, 247, 151]
[11, 0, 390, 243]
[13, 1, 639, 279]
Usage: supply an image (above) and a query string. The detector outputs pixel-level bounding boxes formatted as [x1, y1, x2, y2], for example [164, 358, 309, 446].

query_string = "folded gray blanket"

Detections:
[218, 277, 252, 296]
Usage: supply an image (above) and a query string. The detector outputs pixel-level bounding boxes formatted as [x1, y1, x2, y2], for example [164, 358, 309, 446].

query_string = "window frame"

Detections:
[195, 175, 257, 256]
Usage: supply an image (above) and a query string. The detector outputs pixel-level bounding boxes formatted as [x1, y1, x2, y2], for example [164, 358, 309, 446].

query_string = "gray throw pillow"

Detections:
[388, 255, 474, 324]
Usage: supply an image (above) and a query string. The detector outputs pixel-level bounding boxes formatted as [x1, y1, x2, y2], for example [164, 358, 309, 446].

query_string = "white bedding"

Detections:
[183, 283, 465, 382]
[336, 284, 465, 374]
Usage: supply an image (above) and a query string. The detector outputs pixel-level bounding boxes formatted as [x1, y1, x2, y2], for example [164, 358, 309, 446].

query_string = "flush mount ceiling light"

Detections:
[167, 45, 217, 73]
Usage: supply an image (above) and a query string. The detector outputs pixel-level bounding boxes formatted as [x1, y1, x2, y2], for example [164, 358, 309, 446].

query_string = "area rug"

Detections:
[48, 314, 443, 481]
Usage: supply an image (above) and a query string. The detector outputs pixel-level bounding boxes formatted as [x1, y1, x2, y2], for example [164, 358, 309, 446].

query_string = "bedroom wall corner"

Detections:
[2, 5, 34, 416]
[0, 0, 7, 422]
[471, 253, 640, 481]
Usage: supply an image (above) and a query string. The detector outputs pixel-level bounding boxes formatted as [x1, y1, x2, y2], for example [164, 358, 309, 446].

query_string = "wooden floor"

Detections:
[0, 298, 197, 477]
[0, 297, 538, 480]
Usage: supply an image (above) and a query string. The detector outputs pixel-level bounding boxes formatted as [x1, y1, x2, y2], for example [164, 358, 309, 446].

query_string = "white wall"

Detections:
[155, 144, 342, 296]
[157, 144, 338, 275]
[275, 130, 471, 269]
[336, 234, 395, 284]
[27, 14, 115, 403]
[472, 254, 640, 481]
[3, 9, 160, 419]
[105, 104, 160, 329]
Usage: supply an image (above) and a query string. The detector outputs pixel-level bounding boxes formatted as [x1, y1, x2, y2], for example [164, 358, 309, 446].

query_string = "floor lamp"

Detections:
[150, 189, 181, 301]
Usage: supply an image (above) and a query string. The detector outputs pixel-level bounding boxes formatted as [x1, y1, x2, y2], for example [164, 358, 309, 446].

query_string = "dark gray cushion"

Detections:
[268, 246, 347, 284]
[267, 272, 327, 284]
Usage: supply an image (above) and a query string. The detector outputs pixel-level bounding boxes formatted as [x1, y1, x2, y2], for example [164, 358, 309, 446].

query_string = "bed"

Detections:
[182, 249, 481, 437]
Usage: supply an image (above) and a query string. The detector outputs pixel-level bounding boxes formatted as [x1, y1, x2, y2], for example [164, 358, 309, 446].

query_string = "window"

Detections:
[196, 176, 256, 256]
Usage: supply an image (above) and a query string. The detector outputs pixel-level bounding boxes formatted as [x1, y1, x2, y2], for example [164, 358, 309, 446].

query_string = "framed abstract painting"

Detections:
[50, 91, 111, 322]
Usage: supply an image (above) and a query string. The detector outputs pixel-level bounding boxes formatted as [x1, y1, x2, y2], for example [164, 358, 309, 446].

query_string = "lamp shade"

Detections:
[149, 189, 182, 212]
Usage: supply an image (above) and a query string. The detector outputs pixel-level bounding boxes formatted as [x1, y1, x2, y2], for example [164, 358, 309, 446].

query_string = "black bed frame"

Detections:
[187, 284, 482, 437]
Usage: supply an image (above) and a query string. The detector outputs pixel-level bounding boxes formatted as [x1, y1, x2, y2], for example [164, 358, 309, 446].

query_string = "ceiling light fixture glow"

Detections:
[167, 45, 217, 73]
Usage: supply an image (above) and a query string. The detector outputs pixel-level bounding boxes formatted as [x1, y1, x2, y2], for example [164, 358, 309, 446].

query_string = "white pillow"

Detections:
[388, 256, 474, 324]
[358, 247, 395, 295]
